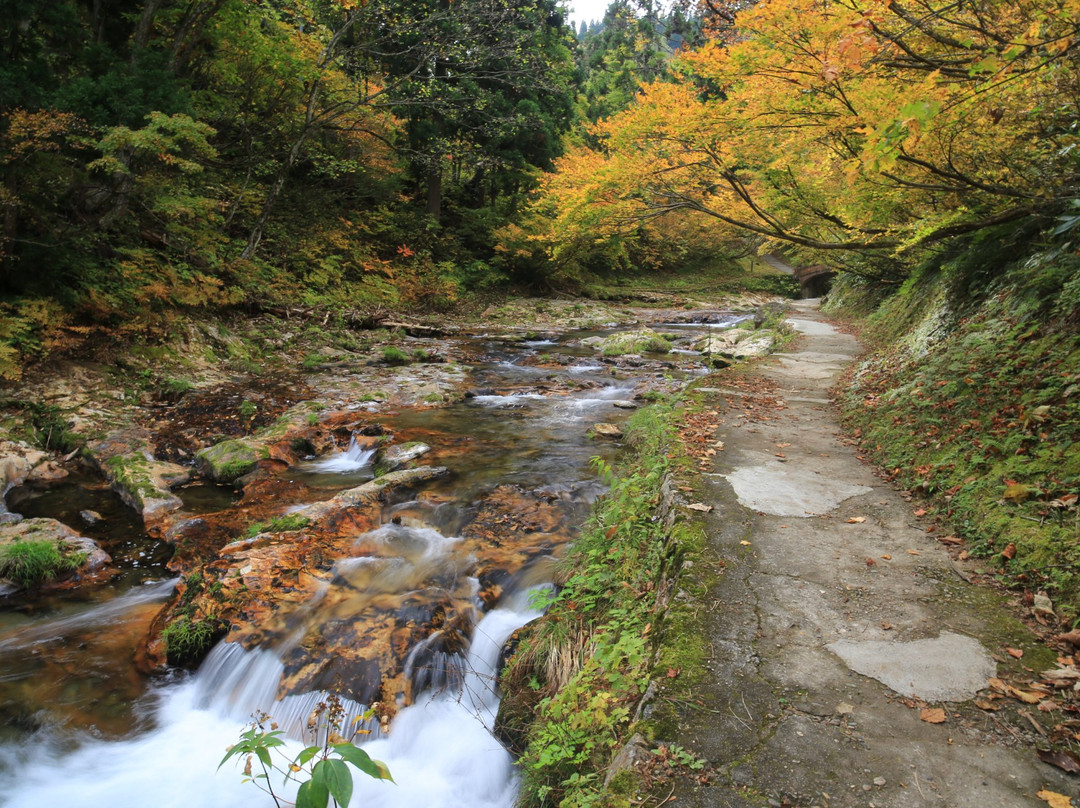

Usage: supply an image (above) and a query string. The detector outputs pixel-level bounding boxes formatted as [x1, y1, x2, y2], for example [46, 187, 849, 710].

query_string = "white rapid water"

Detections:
[303, 435, 377, 473]
[0, 590, 544, 808]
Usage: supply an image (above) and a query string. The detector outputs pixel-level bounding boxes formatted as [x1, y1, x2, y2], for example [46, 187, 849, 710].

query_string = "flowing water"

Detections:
[0, 318, 739, 806]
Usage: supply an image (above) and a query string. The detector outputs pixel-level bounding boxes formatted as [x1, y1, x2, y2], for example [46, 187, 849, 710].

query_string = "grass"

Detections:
[502, 398, 693, 808]
[0, 540, 85, 588]
[381, 345, 411, 365]
[162, 616, 220, 665]
[244, 513, 311, 539]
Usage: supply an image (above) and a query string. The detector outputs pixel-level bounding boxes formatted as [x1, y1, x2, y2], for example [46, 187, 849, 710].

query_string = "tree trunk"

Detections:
[1, 163, 17, 279]
[133, 0, 165, 52]
[426, 167, 442, 221]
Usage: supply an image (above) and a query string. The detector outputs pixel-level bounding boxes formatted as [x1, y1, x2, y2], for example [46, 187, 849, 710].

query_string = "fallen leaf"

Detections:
[1054, 631, 1080, 648]
[1037, 748, 1080, 773]
[920, 707, 947, 724]
[914, 508, 927, 517]
[865, 557, 877, 567]
[1008, 686, 1043, 704]
[881, 554, 892, 560]
[775, 442, 791, 448]
[666, 667, 681, 679]
[1037, 789, 1075, 808]
[846, 516, 866, 523]
[686, 503, 713, 512]
[1006, 647, 1024, 659]
[739, 540, 751, 546]
[1002, 542, 1017, 560]
[988, 677, 1008, 692]
[1004, 483, 1035, 503]
[907, 549, 921, 555]
[974, 699, 1002, 711]
[938, 536, 963, 545]
[1037, 699, 1060, 712]
[881, 621, 893, 630]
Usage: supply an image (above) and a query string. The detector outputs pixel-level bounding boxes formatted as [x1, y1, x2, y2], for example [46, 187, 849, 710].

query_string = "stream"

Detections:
[0, 316, 743, 807]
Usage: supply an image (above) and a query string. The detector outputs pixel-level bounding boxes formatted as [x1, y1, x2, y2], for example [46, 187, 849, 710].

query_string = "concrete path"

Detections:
[670, 301, 1075, 807]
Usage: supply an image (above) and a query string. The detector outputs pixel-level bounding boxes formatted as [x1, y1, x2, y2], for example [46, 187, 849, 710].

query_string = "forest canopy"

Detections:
[2, 0, 1079, 376]
[526, 0, 1080, 281]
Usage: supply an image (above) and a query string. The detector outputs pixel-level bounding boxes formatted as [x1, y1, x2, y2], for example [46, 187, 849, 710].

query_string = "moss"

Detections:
[104, 454, 160, 500]
[244, 514, 310, 539]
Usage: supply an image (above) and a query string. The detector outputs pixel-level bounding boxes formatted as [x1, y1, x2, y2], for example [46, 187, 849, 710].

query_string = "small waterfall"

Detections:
[305, 435, 377, 473]
[0, 590, 545, 808]
[193, 641, 380, 742]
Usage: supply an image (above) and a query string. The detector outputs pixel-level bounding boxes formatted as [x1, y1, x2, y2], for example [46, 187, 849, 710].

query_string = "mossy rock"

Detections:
[195, 438, 261, 483]
[374, 441, 431, 474]
[0, 517, 110, 592]
[600, 330, 670, 357]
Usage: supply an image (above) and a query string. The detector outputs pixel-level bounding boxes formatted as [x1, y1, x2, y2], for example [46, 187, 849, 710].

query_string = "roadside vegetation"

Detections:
[500, 393, 716, 807]
[831, 235, 1080, 623]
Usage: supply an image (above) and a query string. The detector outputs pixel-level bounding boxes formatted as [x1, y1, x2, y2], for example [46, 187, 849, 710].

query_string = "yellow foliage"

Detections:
[532, 0, 1080, 264]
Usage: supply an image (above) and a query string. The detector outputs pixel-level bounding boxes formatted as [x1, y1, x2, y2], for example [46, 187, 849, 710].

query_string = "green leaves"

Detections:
[292, 746, 394, 808]
[333, 743, 395, 783]
[217, 726, 286, 770]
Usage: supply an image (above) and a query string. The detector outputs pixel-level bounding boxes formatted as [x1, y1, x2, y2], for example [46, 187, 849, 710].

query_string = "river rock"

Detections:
[87, 428, 188, 527]
[194, 401, 331, 483]
[600, 329, 670, 357]
[26, 461, 69, 484]
[696, 329, 748, 354]
[376, 442, 431, 472]
[195, 437, 262, 483]
[729, 332, 776, 358]
[591, 423, 624, 439]
[0, 440, 48, 506]
[80, 509, 104, 526]
[0, 517, 111, 592]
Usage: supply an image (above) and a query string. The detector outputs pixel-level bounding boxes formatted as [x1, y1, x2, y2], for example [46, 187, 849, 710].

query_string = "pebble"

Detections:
[80, 509, 104, 526]
[873, 777, 886, 786]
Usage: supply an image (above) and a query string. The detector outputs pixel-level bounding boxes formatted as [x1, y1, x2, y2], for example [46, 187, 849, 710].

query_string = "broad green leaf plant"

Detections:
[219, 694, 393, 808]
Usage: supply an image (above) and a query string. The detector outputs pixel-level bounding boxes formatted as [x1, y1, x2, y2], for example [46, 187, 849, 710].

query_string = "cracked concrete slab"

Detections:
[828, 631, 997, 701]
[724, 459, 872, 517]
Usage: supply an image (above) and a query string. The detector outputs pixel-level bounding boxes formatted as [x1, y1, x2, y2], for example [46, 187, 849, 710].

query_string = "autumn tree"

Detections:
[531, 0, 1080, 276]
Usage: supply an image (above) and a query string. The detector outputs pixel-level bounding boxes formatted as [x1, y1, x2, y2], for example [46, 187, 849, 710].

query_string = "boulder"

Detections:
[26, 460, 69, 485]
[376, 442, 431, 473]
[695, 329, 748, 355]
[591, 423, 624, 439]
[194, 401, 330, 483]
[729, 332, 776, 358]
[195, 438, 262, 483]
[0, 440, 48, 514]
[87, 428, 188, 525]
